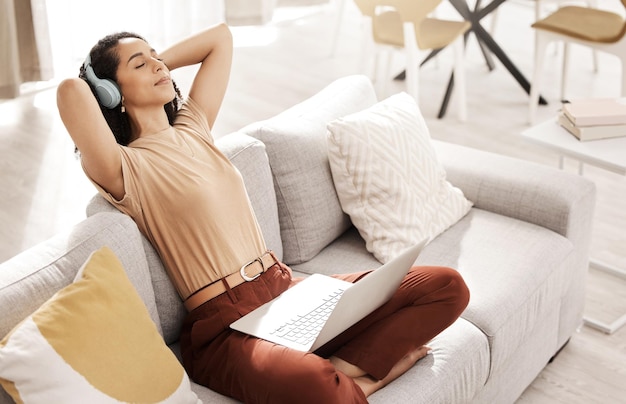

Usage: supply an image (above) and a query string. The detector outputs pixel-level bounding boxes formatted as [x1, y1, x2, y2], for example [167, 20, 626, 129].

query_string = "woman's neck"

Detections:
[127, 106, 171, 142]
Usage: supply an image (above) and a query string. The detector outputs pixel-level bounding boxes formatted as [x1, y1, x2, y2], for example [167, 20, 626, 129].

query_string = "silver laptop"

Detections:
[230, 240, 426, 352]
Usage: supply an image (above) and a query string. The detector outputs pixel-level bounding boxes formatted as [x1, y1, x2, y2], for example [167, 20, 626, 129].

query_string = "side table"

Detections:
[521, 118, 626, 334]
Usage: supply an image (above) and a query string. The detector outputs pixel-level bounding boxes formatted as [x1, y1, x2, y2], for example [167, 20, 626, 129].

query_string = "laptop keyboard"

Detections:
[270, 288, 345, 346]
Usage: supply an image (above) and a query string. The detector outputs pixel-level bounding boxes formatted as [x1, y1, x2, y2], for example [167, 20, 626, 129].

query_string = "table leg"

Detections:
[473, 0, 496, 71]
[476, 37, 496, 72]
[583, 259, 626, 334]
[436, 0, 548, 118]
[473, 23, 547, 106]
[560, 160, 626, 335]
[583, 315, 626, 334]
[394, 48, 443, 81]
[438, 74, 455, 119]
[438, 23, 549, 117]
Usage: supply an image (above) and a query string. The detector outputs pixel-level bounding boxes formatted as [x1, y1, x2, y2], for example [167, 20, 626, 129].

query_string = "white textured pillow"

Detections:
[326, 92, 472, 263]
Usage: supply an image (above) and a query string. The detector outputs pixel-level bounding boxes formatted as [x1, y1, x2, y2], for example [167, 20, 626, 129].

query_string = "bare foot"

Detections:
[331, 346, 432, 397]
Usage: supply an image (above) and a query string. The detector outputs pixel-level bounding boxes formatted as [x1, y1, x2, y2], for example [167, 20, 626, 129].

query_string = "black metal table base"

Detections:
[396, 0, 547, 118]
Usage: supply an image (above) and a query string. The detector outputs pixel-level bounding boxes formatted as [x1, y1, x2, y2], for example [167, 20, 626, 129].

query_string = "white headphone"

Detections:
[83, 54, 121, 109]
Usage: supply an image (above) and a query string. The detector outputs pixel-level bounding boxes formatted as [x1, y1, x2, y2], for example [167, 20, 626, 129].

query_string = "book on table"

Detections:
[562, 98, 626, 126]
[558, 112, 626, 141]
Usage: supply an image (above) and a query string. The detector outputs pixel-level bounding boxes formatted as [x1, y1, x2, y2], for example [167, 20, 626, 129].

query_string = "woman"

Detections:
[57, 23, 470, 403]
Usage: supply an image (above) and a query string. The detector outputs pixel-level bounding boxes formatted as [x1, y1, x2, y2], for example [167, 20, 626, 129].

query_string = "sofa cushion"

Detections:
[418, 208, 573, 375]
[327, 92, 472, 263]
[241, 75, 378, 264]
[369, 318, 489, 404]
[0, 247, 199, 404]
[290, 227, 381, 276]
[0, 212, 161, 340]
[294, 205, 574, 379]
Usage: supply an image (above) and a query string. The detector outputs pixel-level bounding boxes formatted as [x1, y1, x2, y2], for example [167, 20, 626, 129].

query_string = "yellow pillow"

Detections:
[0, 246, 200, 403]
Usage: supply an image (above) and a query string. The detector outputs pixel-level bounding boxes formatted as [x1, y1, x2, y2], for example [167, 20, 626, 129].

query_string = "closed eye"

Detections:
[135, 63, 146, 69]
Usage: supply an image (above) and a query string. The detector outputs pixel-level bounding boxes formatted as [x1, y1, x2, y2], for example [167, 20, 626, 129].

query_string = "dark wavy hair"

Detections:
[79, 32, 183, 146]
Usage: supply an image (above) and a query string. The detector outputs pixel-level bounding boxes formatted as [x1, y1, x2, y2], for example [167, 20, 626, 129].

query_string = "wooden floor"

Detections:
[1, 1, 625, 402]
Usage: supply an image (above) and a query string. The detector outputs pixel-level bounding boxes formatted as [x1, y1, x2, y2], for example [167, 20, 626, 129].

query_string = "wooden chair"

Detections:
[533, 0, 599, 71]
[352, 0, 471, 121]
[490, 0, 600, 89]
[528, 0, 626, 123]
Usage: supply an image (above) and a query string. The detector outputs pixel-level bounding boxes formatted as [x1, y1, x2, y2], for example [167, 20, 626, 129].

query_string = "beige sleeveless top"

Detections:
[86, 98, 267, 300]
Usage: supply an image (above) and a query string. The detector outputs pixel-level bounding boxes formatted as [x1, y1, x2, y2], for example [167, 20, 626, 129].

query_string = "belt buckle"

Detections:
[240, 257, 263, 281]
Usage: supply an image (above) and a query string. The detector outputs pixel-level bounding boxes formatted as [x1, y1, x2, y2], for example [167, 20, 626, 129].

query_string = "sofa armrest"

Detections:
[433, 141, 596, 242]
[434, 140, 596, 348]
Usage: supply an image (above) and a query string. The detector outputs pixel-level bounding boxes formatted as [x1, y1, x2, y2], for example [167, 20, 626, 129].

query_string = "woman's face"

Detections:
[114, 38, 175, 111]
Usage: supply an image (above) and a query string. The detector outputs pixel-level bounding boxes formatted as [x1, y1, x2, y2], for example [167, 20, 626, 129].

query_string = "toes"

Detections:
[407, 345, 432, 362]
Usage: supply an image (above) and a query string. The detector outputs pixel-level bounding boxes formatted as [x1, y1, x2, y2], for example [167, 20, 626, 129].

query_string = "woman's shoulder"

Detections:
[174, 97, 214, 143]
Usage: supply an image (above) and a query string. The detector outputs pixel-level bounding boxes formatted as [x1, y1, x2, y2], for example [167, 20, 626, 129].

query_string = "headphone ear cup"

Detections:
[83, 59, 121, 109]
[93, 79, 121, 109]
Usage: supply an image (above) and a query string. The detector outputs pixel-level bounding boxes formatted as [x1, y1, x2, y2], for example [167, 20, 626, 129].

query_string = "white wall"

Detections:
[45, 0, 225, 79]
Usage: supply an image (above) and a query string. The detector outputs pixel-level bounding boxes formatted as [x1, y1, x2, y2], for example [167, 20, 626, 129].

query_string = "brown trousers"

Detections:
[180, 261, 469, 404]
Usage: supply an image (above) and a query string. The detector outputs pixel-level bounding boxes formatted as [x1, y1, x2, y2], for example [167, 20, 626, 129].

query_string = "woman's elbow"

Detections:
[214, 22, 233, 48]
[56, 78, 88, 109]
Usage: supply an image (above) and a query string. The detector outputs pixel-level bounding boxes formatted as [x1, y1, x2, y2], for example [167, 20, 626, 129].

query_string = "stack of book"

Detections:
[558, 98, 626, 141]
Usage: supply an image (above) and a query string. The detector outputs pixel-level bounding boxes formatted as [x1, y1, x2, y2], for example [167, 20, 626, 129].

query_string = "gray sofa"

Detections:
[0, 75, 596, 403]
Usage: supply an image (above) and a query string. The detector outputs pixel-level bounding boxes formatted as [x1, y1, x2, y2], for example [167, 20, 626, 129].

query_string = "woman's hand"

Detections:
[159, 23, 233, 130]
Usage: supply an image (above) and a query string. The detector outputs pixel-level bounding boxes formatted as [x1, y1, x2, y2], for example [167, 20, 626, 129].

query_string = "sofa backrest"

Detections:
[0, 212, 162, 340]
[240, 75, 378, 265]
[215, 133, 283, 259]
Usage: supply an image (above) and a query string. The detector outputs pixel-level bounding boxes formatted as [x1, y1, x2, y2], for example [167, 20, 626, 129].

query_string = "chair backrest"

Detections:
[352, 0, 377, 17]
[354, 0, 444, 49]
[354, 0, 442, 22]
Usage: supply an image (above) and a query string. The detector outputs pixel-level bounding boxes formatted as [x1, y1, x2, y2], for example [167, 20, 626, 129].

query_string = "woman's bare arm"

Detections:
[159, 23, 233, 129]
[57, 78, 124, 200]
